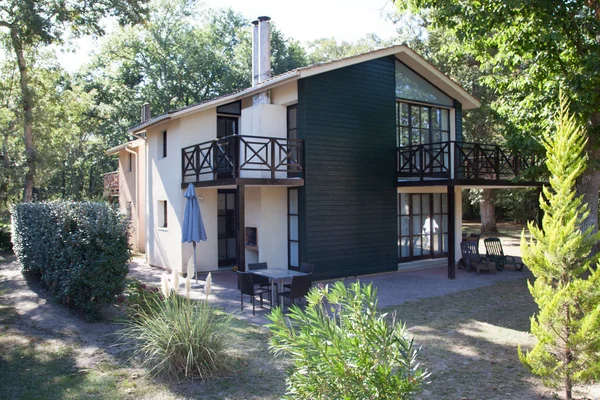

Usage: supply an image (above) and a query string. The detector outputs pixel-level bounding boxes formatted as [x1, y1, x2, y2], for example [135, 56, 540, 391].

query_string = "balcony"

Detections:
[182, 135, 304, 188]
[397, 141, 544, 185]
[103, 171, 119, 197]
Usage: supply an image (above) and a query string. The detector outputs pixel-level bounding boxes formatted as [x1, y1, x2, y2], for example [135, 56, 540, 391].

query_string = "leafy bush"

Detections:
[120, 278, 163, 317]
[0, 222, 12, 252]
[268, 281, 429, 400]
[119, 294, 233, 381]
[11, 201, 130, 321]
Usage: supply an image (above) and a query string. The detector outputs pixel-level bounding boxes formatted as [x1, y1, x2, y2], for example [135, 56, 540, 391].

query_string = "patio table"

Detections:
[249, 268, 308, 309]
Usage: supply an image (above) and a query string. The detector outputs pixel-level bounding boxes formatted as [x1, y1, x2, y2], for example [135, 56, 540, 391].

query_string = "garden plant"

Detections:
[119, 270, 233, 381]
[268, 281, 429, 400]
[519, 94, 600, 399]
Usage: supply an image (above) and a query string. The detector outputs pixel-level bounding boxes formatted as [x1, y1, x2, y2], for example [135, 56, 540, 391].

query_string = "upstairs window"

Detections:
[396, 102, 450, 147]
[128, 153, 133, 172]
[395, 60, 453, 107]
[162, 131, 167, 158]
[158, 200, 168, 228]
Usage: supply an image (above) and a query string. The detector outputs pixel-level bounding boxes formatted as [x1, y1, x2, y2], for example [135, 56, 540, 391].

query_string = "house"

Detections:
[106, 16, 542, 280]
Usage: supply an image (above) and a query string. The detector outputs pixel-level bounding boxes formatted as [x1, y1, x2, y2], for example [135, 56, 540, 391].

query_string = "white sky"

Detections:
[55, 0, 400, 72]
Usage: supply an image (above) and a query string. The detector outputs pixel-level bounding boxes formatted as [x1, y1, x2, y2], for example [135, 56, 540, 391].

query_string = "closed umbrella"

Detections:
[182, 183, 207, 283]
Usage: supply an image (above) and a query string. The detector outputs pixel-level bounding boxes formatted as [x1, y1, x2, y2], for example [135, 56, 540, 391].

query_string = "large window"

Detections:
[395, 60, 453, 106]
[398, 193, 448, 261]
[396, 102, 450, 147]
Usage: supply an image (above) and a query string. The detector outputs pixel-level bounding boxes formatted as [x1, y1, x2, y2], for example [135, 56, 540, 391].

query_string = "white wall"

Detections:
[181, 188, 218, 273]
[243, 186, 288, 270]
[117, 140, 146, 253]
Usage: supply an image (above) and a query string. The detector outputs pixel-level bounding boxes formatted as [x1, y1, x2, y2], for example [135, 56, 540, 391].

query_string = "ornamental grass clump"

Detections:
[267, 281, 429, 400]
[120, 275, 232, 381]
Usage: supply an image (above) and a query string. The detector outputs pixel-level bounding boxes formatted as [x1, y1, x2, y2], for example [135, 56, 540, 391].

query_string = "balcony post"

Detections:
[271, 138, 276, 180]
[195, 145, 200, 182]
[447, 184, 456, 279]
[236, 184, 246, 272]
[212, 141, 218, 181]
[234, 136, 241, 178]
[495, 145, 500, 180]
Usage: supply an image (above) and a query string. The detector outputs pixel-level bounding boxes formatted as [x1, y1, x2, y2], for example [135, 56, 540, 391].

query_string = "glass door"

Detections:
[398, 193, 448, 262]
[218, 190, 237, 267]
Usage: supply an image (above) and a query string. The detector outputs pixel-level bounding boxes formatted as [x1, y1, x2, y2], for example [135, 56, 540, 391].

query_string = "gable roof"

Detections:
[128, 45, 480, 134]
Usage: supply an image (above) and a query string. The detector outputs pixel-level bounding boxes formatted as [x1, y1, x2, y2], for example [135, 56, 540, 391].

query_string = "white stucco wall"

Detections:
[243, 186, 288, 270]
[181, 188, 218, 273]
[146, 110, 219, 273]
[117, 140, 146, 253]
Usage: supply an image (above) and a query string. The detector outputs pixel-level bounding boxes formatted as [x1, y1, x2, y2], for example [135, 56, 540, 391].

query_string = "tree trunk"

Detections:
[578, 112, 600, 254]
[480, 188, 498, 233]
[10, 27, 35, 202]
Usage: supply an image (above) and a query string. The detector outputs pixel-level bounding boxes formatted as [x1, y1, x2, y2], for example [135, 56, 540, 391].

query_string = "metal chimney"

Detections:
[257, 16, 271, 83]
[141, 103, 151, 123]
[251, 20, 259, 87]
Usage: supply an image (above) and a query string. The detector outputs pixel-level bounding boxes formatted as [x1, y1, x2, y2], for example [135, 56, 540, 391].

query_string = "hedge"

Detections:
[11, 202, 131, 321]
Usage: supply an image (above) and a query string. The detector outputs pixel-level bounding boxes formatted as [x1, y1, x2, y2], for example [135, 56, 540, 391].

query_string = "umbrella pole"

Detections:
[193, 242, 198, 283]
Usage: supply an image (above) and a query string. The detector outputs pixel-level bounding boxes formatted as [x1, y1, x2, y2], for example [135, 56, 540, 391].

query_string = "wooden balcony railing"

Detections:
[103, 171, 119, 197]
[397, 141, 543, 182]
[182, 135, 304, 185]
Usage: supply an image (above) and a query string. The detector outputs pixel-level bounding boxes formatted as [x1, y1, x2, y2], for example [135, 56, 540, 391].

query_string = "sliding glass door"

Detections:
[398, 193, 448, 262]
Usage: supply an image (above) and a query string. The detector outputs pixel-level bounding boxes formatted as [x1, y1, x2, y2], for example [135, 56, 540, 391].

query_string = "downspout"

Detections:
[130, 131, 148, 260]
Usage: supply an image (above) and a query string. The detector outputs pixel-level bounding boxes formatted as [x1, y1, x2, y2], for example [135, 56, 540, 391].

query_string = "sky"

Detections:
[56, 0, 400, 72]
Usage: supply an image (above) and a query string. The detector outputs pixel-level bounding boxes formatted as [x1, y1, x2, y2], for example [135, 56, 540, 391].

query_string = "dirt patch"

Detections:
[0, 253, 123, 369]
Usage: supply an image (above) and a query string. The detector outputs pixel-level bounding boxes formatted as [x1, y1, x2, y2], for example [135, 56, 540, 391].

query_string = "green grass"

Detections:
[387, 278, 549, 400]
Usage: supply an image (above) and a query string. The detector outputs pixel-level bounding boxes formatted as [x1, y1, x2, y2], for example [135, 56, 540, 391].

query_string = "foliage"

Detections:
[519, 95, 600, 399]
[119, 293, 233, 381]
[11, 201, 131, 321]
[396, 0, 600, 233]
[120, 278, 163, 317]
[0, 222, 11, 251]
[267, 281, 429, 400]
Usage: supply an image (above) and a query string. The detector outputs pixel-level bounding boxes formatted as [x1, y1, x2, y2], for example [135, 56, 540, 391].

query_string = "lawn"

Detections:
[2, 249, 597, 399]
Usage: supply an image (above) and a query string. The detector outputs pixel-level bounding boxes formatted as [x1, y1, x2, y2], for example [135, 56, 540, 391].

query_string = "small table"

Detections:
[249, 269, 308, 309]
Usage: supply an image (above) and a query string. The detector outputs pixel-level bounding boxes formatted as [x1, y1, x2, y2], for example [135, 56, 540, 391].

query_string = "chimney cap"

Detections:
[252, 20, 259, 25]
[257, 16, 271, 22]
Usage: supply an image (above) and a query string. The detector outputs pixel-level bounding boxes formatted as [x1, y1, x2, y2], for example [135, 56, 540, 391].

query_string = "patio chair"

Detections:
[238, 272, 269, 315]
[484, 238, 524, 271]
[279, 273, 312, 307]
[285, 262, 314, 289]
[248, 262, 272, 297]
[459, 240, 495, 275]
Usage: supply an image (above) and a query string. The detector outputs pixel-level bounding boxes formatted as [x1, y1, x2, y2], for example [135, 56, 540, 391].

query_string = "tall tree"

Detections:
[396, 0, 600, 238]
[519, 95, 600, 400]
[0, 0, 148, 201]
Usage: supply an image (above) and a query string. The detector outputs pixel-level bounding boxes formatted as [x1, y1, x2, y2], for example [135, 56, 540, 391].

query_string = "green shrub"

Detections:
[119, 294, 233, 381]
[11, 202, 130, 321]
[0, 222, 12, 252]
[268, 281, 429, 400]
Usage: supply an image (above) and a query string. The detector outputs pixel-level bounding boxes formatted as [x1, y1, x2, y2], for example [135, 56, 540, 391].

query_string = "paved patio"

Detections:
[128, 253, 531, 326]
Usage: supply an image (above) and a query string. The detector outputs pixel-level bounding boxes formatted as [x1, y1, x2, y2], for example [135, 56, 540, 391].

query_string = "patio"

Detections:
[128, 243, 530, 325]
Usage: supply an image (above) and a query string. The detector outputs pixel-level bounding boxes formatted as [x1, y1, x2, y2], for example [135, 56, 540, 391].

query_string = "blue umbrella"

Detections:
[182, 183, 207, 282]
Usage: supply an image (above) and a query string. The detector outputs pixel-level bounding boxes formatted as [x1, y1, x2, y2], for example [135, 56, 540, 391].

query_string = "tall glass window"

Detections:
[396, 102, 450, 147]
[398, 193, 448, 261]
[395, 60, 453, 106]
[288, 188, 299, 268]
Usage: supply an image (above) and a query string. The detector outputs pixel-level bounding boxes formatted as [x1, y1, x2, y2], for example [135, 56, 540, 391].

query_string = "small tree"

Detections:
[268, 281, 429, 400]
[519, 94, 600, 399]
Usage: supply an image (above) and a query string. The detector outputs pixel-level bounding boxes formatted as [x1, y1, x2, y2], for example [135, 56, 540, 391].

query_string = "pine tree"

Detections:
[519, 93, 600, 399]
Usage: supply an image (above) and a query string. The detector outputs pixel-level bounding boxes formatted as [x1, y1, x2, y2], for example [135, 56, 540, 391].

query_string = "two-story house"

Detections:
[106, 17, 541, 280]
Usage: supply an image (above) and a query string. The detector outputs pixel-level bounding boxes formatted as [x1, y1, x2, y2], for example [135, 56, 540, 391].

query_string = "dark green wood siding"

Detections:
[454, 99, 463, 142]
[297, 56, 398, 280]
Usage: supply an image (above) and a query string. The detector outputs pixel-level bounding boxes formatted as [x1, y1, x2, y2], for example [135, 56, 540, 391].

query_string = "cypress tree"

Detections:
[519, 93, 600, 399]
